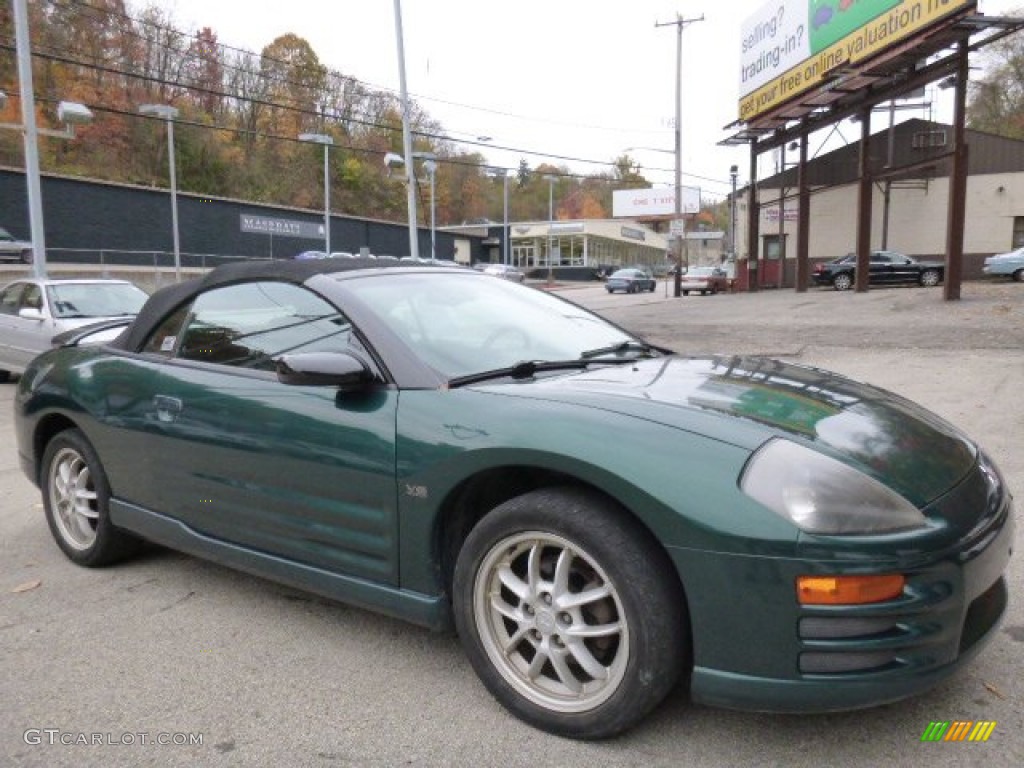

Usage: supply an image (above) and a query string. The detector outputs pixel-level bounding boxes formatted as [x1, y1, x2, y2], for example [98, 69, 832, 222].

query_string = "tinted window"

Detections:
[0, 283, 26, 315]
[174, 282, 355, 371]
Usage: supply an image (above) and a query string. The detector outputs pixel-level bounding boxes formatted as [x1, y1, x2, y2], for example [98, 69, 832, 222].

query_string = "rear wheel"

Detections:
[453, 487, 687, 739]
[21, 249, 33, 264]
[1013, 269, 1023, 283]
[832, 273, 853, 291]
[41, 429, 142, 566]
[919, 269, 941, 287]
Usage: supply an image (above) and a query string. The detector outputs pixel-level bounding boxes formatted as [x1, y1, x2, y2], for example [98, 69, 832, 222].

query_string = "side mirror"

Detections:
[276, 351, 373, 391]
[18, 307, 45, 321]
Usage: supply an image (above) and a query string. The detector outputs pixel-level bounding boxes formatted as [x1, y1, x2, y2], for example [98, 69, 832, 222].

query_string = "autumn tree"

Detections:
[968, 13, 1024, 138]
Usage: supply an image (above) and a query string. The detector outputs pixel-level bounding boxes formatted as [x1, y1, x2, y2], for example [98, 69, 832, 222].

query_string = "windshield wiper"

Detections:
[448, 359, 639, 388]
[580, 340, 660, 360]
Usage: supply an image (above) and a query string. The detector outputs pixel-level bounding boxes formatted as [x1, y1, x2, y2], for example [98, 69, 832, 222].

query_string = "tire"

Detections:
[21, 249, 34, 264]
[700, 290, 707, 296]
[919, 269, 941, 287]
[648, 283, 655, 292]
[1012, 269, 1023, 283]
[832, 273, 853, 291]
[0, 370, 10, 383]
[41, 429, 142, 567]
[453, 487, 687, 740]
[682, 290, 689, 296]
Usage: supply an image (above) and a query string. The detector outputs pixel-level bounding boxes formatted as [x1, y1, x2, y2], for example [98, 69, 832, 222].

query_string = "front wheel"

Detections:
[919, 269, 941, 287]
[453, 487, 687, 739]
[1012, 269, 1023, 283]
[21, 249, 34, 264]
[832, 273, 853, 291]
[41, 429, 142, 567]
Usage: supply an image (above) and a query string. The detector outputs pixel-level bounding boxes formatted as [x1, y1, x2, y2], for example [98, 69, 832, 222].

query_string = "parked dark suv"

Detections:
[813, 251, 944, 291]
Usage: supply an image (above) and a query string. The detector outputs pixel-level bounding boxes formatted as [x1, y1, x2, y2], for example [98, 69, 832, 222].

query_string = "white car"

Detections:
[482, 264, 525, 282]
[0, 277, 148, 381]
[983, 247, 1024, 282]
[0, 226, 33, 264]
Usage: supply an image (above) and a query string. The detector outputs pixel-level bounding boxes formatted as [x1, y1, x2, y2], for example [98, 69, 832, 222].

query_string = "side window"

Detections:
[0, 283, 25, 315]
[142, 304, 191, 356]
[21, 284, 43, 311]
[176, 281, 354, 371]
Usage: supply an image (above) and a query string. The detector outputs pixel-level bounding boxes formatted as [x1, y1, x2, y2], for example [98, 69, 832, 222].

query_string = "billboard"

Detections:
[612, 186, 701, 218]
[739, 0, 977, 122]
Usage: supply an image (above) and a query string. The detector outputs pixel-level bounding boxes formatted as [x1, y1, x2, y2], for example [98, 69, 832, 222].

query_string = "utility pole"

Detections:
[656, 12, 703, 297]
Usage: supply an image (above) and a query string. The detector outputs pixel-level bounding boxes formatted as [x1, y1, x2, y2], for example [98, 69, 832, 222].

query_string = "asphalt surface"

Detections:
[1, 278, 1021, 767]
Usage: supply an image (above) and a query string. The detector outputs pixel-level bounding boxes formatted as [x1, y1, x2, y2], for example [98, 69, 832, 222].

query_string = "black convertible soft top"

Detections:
[112, 258, 440, 352]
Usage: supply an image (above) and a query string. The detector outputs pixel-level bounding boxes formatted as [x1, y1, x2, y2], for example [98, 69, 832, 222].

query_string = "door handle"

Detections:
[154, 394, 183, 423]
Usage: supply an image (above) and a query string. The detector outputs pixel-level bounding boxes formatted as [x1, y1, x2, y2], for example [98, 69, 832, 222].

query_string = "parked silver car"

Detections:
[482, 264, 525, 283]
[0, 278, 148, 380]
[0, 226, 33, 263]
[983, 247, 1024, 282]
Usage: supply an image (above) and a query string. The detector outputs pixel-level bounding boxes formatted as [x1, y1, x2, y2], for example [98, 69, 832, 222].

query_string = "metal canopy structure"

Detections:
[721, 7, 1024, 300]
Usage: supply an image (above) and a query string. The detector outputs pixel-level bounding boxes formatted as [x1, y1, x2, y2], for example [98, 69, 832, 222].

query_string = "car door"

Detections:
[137, 279, 401, 585]
[868, 252, 894, 285]
[888, 253, 918, 284]
[0, 281, 46, 371]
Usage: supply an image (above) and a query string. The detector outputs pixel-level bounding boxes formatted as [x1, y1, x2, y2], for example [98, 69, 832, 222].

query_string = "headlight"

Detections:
[740, 439, 927, 535]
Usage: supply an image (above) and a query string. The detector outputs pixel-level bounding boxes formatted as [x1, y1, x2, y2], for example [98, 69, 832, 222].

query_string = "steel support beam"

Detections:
[855, 107, 872, 293]
[944, 41, 969, 301]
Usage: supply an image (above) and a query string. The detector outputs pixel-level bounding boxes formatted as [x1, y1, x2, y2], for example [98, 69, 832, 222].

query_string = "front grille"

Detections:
[796, 580, 957, 676]
[800, 650, 899, 674]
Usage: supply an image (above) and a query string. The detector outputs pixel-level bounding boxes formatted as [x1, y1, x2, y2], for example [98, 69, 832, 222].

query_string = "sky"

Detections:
[147, 0, 1020, 201]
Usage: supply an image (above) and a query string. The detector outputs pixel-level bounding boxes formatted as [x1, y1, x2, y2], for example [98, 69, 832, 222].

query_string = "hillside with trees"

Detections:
[0, 0, 662, 229]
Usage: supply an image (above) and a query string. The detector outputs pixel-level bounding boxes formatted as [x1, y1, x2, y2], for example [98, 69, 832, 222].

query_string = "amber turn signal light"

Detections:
[796, 574, 905, 605]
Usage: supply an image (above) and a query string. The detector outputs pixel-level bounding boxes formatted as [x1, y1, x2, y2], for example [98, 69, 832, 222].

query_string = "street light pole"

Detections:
[485, 167, 510, 265]
[413, 152, 437, 260]
[392, 0, 419, 261]
[299, 133, 334, 255]
[139, 104, 181, 282]
[543, 174, 557, 283]
[13, 0, 47, 278]
[656, 13, 703, 297]
[502, 172, 510, 266]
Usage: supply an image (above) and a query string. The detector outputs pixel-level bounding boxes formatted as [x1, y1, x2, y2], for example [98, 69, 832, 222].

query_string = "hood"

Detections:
[512, 355, 977, 508]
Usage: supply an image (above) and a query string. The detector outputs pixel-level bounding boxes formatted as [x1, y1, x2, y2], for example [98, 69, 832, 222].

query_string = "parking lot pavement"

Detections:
[1, 280, 1021, 767]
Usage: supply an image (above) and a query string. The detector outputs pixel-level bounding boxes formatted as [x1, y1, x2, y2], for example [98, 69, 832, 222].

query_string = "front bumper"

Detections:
[672, 486, 1014, 713]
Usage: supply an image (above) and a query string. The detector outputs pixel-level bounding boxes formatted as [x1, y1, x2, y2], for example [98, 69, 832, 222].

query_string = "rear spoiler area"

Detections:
[51, 318, 134, 348]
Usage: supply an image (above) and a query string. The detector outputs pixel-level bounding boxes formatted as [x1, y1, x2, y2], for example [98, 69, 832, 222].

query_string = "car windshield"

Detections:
[609, 270, 636, 278]
[687, 267, 715, 276]
[349, 272, 641, 378]
[46, 282, 148, 319]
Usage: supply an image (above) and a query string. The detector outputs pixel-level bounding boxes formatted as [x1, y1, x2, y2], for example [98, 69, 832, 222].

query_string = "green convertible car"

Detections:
[14, 259, 1014, 739]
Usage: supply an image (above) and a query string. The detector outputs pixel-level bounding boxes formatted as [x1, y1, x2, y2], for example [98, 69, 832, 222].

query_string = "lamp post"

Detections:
[391, 0, 419, 261]
[729, 164, 739, 258]
[543, 174, 557, 282]
[486, 168, 510, 265]
[139, 103, 181, 281]
[299, 132, 334, 255]
[413, 152, 437, 260]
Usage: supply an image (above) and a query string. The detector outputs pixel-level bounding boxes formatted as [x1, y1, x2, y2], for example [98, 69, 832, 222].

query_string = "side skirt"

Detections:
[110, 499, 451, 631]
